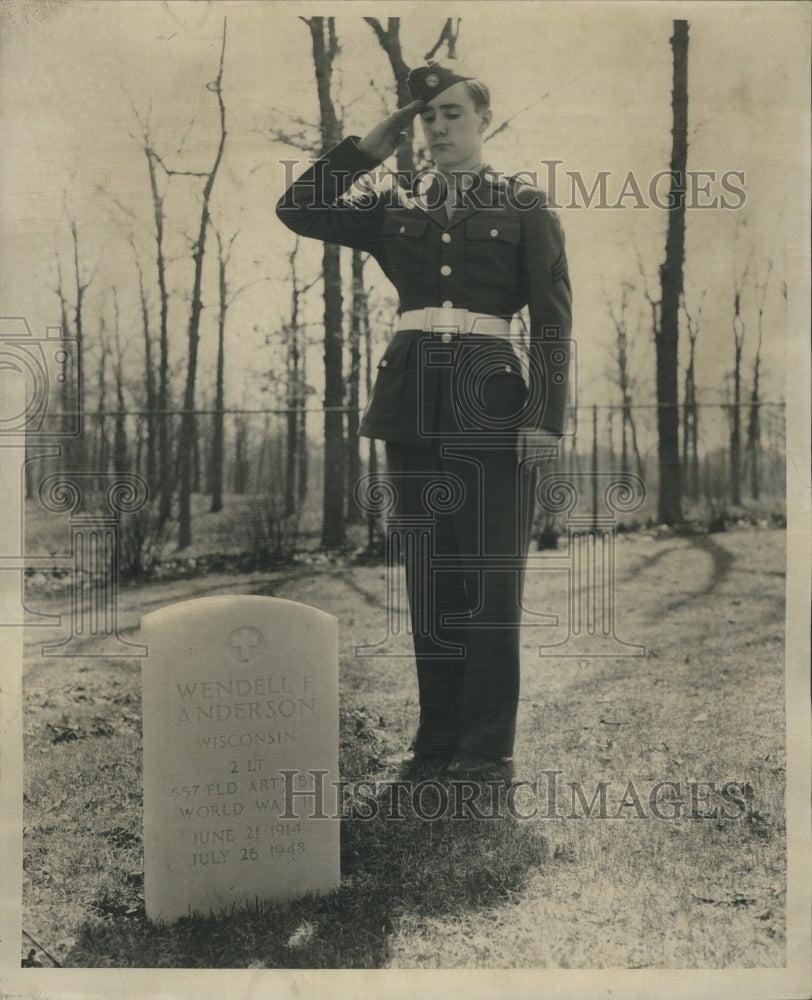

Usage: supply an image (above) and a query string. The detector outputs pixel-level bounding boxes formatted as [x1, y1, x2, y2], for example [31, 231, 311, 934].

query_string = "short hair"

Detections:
[464, 79, 491, 112]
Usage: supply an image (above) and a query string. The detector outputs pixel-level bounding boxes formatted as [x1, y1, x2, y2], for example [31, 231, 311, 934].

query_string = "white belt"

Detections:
[397, 307, 510, 338]
[396, 306, 528, 385]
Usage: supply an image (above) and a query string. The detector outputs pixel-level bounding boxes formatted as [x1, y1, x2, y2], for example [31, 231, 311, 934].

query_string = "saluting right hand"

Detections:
[358, 100, 424, 162]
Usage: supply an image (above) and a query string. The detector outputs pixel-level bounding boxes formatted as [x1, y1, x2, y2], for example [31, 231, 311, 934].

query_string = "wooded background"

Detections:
[1, 3, 798, 563]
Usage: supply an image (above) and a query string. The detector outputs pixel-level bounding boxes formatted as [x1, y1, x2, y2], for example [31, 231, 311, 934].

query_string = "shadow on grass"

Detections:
[61, 786, 547, 968]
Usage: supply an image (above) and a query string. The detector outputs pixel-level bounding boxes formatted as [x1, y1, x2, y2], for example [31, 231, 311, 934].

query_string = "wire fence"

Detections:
[24, 398, 786, 573]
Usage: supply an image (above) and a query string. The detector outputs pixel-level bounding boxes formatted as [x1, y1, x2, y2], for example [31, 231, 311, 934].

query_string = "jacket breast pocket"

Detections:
[464, 215, 521, 283]
[382, 212, 429, 278]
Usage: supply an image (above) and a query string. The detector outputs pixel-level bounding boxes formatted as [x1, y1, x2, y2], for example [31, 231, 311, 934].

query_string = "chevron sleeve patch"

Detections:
[552, 250, 569, 284]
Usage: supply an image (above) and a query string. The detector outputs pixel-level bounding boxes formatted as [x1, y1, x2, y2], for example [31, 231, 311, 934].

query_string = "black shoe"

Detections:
[441, 752, 514, 780]
[387, 749, 454, 779]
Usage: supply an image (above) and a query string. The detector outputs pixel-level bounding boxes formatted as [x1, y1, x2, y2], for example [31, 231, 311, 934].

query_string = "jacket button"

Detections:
[441, 333, 452, 343]
[440, 265, 452, 276]
[490, 228, 499, 237]
[399, 225, 406, 234]
[442, 300, 453, 308]
[441, 232, 452, 243]
[381, 359, 388, 367]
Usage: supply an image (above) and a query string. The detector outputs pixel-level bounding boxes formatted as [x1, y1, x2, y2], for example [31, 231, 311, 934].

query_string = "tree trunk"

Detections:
[682, 323, 699, 501]
[364, 18, 417, 175]
[192, 410, 202, 495]
[620, 411, 629, 476]
[113, 384, 128, 475]
[297, 345, 309, 509]
[283, 241, 306, 517]
[142, 139, 173, 525]
[655, 19, 688, 525]
[95, 326, 109, 486]
[284, 324, 298, 516]
[606, 408, 616, 469]
[362, 280, 379, 550]
[210, 234, 227, 513]
[134, 252, 157, 488]
[730, 328, 743, 507]
[177, 19, 228, 549]
[746, 356, 761, 501]
[568, 433, 580, 477]
[68, 222, 90, 473]
[345, 250, 365, 524]
[591, 404, 599, 530]
[53, 253, 83, 475]
[305, 16, 346, 549]
[321, 242, 346, 546]
[233, 416, 248, 495]
[112, 295, 129, 476]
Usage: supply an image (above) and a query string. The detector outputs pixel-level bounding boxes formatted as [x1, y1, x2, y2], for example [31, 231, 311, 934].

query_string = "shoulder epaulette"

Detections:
[508, 175, 550, 207]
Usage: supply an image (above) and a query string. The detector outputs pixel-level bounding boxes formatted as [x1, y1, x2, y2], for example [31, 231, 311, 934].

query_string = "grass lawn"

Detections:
[21, 525, 786, 968]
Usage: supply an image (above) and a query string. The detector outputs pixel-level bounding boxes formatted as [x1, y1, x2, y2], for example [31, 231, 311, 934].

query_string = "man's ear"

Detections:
[479, 108, 493, 133]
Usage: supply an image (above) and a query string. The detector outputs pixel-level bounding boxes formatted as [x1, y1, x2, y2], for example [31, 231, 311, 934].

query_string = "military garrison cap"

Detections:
[407, 62, 475, 104]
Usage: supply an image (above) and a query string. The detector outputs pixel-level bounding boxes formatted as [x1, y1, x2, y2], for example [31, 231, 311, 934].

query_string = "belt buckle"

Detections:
[426, 306, 468, 337]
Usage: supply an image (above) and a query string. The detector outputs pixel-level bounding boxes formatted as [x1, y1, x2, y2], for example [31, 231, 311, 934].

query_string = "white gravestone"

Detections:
[141, 595, 339, 921]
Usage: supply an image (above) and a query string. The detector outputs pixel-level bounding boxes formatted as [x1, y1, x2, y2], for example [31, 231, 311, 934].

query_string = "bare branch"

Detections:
[149, 146, 211, 178]
[266, 126, 314, 152]
[485, 77, 579, 143]
[485, 100, 546, 144]
[287, 114, 321, 131]
[363, 17, 388, 48]
[327, 17, 339, 64]
[425, 18, 461, 61]
[633, 244, 659, 307]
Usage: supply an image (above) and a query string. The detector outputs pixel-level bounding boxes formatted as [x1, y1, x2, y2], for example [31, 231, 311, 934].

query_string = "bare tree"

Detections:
[297, 334, 311, 511]
[111, 290, 129, 476]
[729, 244, 754, 507]
[136, 121, 174, 525]
[126, 238, 158, 487]
[281, 239, 318, 517]
[567, 429, 581, 478]
[233, 414, 249, 495]
[363, 300, 384, 550]
[208, 224, 269, 512]
[301, 15, 346, 549]
[172, 18, 229, 549]
[654, 19, 689, 525]
[681, 289, 704, 501]
[208, 226, 236, 513]
[423, 17, 461, 61]
[364, 18, 418, 175]
[606, 283, 645, 481]
[93, 313, 110, 484]
[745, 260, 773, 500]
[345, 250, 369, 523]
[66, 219, 95, 472]
[49, 249, 84, 475]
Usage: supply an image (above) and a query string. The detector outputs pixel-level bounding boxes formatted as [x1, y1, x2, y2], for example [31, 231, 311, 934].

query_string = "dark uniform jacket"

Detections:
[276, 137, 572, 445]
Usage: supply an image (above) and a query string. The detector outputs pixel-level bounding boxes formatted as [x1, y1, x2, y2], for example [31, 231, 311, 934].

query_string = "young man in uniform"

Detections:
[277, 63, 572, 779]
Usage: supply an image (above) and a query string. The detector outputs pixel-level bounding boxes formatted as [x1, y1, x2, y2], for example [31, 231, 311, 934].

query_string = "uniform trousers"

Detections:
[384, 435, 539, 759]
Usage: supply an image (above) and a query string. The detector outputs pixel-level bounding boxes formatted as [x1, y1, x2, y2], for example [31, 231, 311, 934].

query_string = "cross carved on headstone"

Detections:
[230, 626, 260, 661]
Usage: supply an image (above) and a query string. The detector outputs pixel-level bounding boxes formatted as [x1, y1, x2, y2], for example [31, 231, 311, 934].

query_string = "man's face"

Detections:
[418, 81, 492, 172]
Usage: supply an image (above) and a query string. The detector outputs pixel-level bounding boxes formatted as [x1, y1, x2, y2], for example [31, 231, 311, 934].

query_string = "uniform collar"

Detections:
[409, 163, 506, 230]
